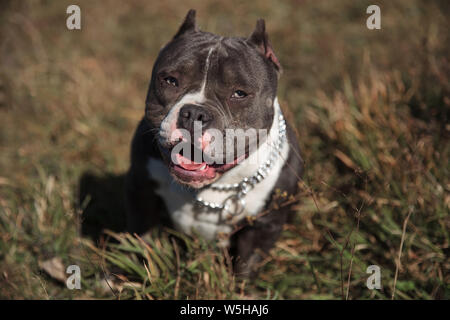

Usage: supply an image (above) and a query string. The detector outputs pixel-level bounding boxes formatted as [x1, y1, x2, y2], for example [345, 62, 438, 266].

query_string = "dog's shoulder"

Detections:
[274, 122, 303, 194]
[254, 122, 303, 227]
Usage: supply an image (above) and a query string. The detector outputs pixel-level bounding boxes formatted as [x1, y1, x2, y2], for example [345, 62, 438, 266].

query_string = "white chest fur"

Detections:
[146, 99, 290, 243]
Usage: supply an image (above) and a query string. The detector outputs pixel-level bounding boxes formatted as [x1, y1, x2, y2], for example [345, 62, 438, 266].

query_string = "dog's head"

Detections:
[145, 10, 281, 188]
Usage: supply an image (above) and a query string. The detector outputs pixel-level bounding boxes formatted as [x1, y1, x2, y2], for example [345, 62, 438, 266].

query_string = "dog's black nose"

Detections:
[178, 104, 212, 133]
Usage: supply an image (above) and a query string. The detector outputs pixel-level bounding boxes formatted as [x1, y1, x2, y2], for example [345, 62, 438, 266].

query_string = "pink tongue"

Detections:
[175, 154, 206, 171]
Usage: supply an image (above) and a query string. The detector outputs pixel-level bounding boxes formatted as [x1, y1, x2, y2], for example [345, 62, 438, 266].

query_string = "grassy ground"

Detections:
[0, 0, 448, 299]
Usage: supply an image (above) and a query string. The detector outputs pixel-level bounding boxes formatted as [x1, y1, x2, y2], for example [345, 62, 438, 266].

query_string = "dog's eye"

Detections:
[231, 90, 247, 99]
[164, 76, 178, 87]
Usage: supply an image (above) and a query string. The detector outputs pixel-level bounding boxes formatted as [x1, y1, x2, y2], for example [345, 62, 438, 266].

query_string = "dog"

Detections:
[125, 10, 303, 277]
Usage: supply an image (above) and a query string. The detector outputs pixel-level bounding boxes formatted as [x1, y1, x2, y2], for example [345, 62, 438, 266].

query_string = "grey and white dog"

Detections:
[125, 10, 303, 276]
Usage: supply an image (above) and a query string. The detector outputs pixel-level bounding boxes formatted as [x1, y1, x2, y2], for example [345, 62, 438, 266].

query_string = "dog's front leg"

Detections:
[230, 209, 289, 278]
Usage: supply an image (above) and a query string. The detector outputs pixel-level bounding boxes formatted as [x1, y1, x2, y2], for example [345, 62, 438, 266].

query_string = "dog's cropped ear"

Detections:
[247, 19, 282, 74]
[173, 9, 197, 39]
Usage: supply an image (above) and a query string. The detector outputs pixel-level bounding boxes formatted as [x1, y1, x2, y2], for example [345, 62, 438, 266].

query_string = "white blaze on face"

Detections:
[159, 47, 215, 145]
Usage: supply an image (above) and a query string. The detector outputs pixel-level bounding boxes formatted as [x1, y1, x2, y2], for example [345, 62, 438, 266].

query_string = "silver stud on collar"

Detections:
[195, 113, 287, 216]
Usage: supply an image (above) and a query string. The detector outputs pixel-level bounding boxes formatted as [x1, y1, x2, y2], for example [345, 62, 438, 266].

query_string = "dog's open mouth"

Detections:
[173, 153, 236, 180]
[161, 142, 246, 184]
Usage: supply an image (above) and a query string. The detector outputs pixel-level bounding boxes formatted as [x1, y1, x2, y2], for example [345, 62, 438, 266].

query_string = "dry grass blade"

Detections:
[392, 207, 414, 300]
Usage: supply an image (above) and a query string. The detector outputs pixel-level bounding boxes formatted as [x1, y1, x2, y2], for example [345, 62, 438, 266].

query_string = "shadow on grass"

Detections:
[79, 172, 128, 241]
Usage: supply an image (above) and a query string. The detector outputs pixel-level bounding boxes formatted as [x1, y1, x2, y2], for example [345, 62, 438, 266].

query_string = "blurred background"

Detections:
[0, 0, 448, 299]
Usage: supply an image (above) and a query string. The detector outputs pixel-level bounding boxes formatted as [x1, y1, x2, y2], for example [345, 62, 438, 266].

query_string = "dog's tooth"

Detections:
[200, 164, 207, 170]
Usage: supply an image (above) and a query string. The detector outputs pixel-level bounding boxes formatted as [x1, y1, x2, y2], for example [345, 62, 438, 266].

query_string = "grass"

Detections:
[0, 0, 448, 299]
